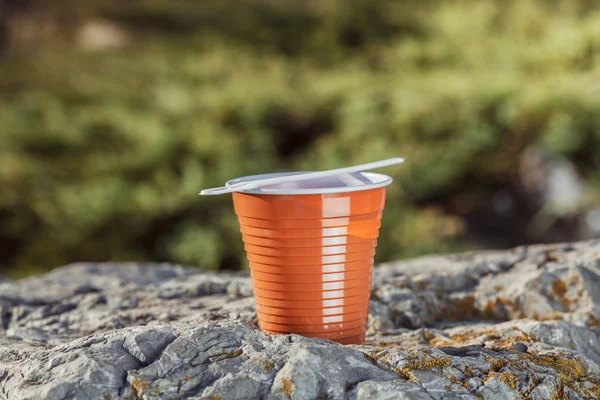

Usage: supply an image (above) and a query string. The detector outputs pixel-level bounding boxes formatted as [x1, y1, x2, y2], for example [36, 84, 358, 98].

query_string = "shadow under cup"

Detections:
[231, 172, 390, 345]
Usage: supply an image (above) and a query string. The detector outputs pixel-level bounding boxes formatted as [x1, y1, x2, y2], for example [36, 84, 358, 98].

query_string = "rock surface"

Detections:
[1, 241, 600, 399]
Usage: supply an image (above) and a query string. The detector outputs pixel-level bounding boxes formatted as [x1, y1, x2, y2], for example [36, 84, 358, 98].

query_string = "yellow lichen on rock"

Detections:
[281, 378, 293, 397]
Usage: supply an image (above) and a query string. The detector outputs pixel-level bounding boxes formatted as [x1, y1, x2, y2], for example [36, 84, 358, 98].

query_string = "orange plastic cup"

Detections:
[250, 267, 372, 283]
[254, 293, 371, 309]
[230, 171, 392, 344]
[248, 258, 374, 274]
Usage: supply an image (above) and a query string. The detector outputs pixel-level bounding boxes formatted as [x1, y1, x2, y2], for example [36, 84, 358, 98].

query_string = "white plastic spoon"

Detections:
[199, 157, 404, 195]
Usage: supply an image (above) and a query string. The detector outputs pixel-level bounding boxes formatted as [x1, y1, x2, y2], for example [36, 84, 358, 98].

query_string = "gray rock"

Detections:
[0, 241, 599, 399]
[581, 209, 600, 239]
[519, 146, 584, 214]
[374, 240, 600, 329]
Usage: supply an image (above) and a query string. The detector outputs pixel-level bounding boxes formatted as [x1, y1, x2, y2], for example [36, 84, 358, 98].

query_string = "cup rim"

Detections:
[226, 171, 392, 195]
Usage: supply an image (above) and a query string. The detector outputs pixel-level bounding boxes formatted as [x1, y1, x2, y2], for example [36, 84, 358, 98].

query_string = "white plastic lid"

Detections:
[225, 171, 392, 195]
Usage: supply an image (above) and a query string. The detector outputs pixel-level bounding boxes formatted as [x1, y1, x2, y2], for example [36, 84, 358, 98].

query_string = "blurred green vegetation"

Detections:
[1, 0, 600, 277]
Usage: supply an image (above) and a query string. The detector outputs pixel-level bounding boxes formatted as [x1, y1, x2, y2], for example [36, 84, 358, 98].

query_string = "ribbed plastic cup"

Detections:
[230, 172, 392, 345]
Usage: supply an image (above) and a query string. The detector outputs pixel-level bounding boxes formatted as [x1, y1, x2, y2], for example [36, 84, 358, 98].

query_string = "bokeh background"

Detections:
[1, 0, 600, 278]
